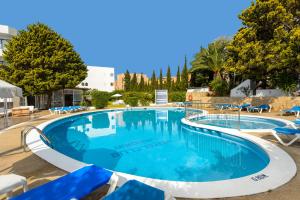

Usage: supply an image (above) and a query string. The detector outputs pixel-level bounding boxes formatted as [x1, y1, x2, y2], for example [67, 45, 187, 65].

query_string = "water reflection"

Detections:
[44, 109, 269, 182]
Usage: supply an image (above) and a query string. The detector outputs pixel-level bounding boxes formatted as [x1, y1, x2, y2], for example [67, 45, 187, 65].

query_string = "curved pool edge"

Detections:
[187, 113, 294, 133]
[25, 108, 297, 199]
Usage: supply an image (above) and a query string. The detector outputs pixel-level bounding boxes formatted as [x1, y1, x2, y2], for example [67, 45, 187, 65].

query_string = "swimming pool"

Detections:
[189, 114, 288, 130]
[43, 108, 270, 182]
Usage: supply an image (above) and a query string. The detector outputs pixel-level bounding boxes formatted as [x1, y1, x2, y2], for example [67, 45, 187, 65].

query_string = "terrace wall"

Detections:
[186, 92, 300, 111]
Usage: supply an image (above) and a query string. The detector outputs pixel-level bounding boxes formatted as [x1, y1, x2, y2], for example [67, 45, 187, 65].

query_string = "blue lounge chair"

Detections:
[282, 106, 300, 117]
[272, 127, 300, 146]
[104, 180, 173, 200]
[239, 103, 251, 111]
[11, 165, 118, 200]
[215, 104, 232, 110]
[247, 104, 271, 113]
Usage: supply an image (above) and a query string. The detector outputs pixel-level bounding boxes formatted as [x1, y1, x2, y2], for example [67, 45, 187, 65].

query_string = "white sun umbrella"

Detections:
[111, 94, 122, 98]
[0, 80, 23, 127]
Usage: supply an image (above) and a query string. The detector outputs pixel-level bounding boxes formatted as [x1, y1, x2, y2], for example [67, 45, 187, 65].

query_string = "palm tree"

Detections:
[190, 37, 231, 79]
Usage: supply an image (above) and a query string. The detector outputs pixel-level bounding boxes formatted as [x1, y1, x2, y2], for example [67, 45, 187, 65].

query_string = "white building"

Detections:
[0, 25, 17, 65]
[0, 24, 116, 109]
[77, 66, 115, 92]
[35, 66, 115, 108]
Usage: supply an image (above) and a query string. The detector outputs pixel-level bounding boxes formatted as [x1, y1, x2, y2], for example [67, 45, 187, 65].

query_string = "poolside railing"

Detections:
[184, 101, 241, 130]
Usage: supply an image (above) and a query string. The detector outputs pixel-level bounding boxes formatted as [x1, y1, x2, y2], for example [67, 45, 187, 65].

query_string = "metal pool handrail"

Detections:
[184, 101, 241, 131]
[21, 125, 52, 151]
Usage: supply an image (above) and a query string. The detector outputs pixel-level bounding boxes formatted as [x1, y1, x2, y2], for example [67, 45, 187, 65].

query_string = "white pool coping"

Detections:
[25, 108, 297, 199]
[187, 113, 295, 133]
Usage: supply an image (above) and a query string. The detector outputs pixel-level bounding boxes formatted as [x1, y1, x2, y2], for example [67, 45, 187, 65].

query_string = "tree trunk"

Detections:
[47, 91, 53, 109]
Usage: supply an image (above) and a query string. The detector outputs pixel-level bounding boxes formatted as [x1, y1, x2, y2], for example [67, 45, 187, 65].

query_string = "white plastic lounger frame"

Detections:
[106, 174, 119, 195]
[271, 130, 300, 146]
[0, 174, 28, 198]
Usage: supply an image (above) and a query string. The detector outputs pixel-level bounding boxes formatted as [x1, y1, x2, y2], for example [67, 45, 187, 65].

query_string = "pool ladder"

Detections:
[21, 125, 52, 151]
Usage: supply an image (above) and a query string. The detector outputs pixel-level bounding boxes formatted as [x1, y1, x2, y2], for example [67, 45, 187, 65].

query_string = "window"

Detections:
[0, 39, 7, 50]
[0, 39, 3, 49]
[85, 82, 88, 86]
[81, 82, 85, 86]
[110, 82, 114, 86]
[110, 73, 114, 77]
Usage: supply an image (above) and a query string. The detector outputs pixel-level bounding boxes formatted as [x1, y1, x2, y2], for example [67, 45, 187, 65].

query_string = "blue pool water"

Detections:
[44, 108, 270, 182]
[191, 115, 286, 130]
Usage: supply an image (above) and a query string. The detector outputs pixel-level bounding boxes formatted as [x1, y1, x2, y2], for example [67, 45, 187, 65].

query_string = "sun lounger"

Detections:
[238, 103, 251, 111]
[10, 165, 118, 200]
[0, 174, 28, 198]
[103, 180, 173, 200]
[215, 104, 232, 110]
[282, 106, 300, 117]
[247, 104, 271, 113]
[272, 127, 300, 146]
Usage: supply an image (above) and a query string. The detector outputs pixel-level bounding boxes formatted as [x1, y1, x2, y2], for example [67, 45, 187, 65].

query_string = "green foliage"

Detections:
[209, 77, 229, 96]
[166, 66, 172, 90]
[123, 92, 153, 106]
[126, 97, 139, 107]
[174, 66, 181, 90]
[139, 92, 153, 106]
[151, 70, 158, 90]
[90, 90, 110, 109]
[191, 37, 231, 79]
[180, 56, 189, 90]
[131, 73, 138, 91]
[270, 70, 298, 94]
[124, 70, 131, 91]
[190, 68, 214, 87]
[0, 23, 87, 107]
[159, 68, 163, 89]
[226, 0, 300, 87]
[139, 74, 145, 91]
[169, 92, 186, 102]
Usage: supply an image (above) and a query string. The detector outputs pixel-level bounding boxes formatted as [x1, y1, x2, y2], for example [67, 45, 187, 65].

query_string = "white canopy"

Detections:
[111, 94, 122, 98]
[0, 80, 23, 98]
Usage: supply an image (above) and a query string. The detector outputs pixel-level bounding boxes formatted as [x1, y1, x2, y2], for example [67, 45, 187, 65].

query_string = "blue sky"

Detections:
[0, 0, 250, 76]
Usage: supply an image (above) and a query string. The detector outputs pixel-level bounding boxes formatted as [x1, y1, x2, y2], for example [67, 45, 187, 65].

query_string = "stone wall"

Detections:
[186, 92, 300, 111]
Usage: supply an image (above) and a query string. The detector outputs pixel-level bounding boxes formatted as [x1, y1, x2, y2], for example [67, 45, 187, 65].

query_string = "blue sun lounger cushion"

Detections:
[273, 127, 300, 135]
[104, 180, 165, 200]
[272, 127, 300, 146]
[11, 165, 113, 200]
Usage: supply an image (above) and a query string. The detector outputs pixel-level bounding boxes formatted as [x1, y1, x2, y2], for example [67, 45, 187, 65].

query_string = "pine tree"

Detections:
[159, 68, 163, 89]
[131, 73, 137, 91]
[166, 66, 172, 91]
[124, 70, 131, 91]
[181, 56, 189, 90]
[151, 70, 157, 90]
[176, 66, 181, 91]
[171, 80, 175, 91]
[139, 74, 145, 91]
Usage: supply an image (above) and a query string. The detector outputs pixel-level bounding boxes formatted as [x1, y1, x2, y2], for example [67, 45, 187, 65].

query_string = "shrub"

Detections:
[90, 90, 110, 109]
[169, 92, 186, 102]
[127, 97, 139, 106]
[123, 92, 139, 106]
[139, 93, 153, 106]
[123, 92, 153, 106]
[209, 78, 229, 96]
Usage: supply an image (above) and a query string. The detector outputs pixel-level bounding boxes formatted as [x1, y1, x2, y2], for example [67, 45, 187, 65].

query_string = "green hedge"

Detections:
[123, 92, 154, 106]
[169, 92, 186, 102]
[209, 78, 229, 96]
[90, 90, 110, 109]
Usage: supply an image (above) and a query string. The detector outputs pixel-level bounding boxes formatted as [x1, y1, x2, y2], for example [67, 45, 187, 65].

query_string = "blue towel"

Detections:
[104, 180, 165, 200]
[12, 165, 112, 200]
[274, 127, 300, 135]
